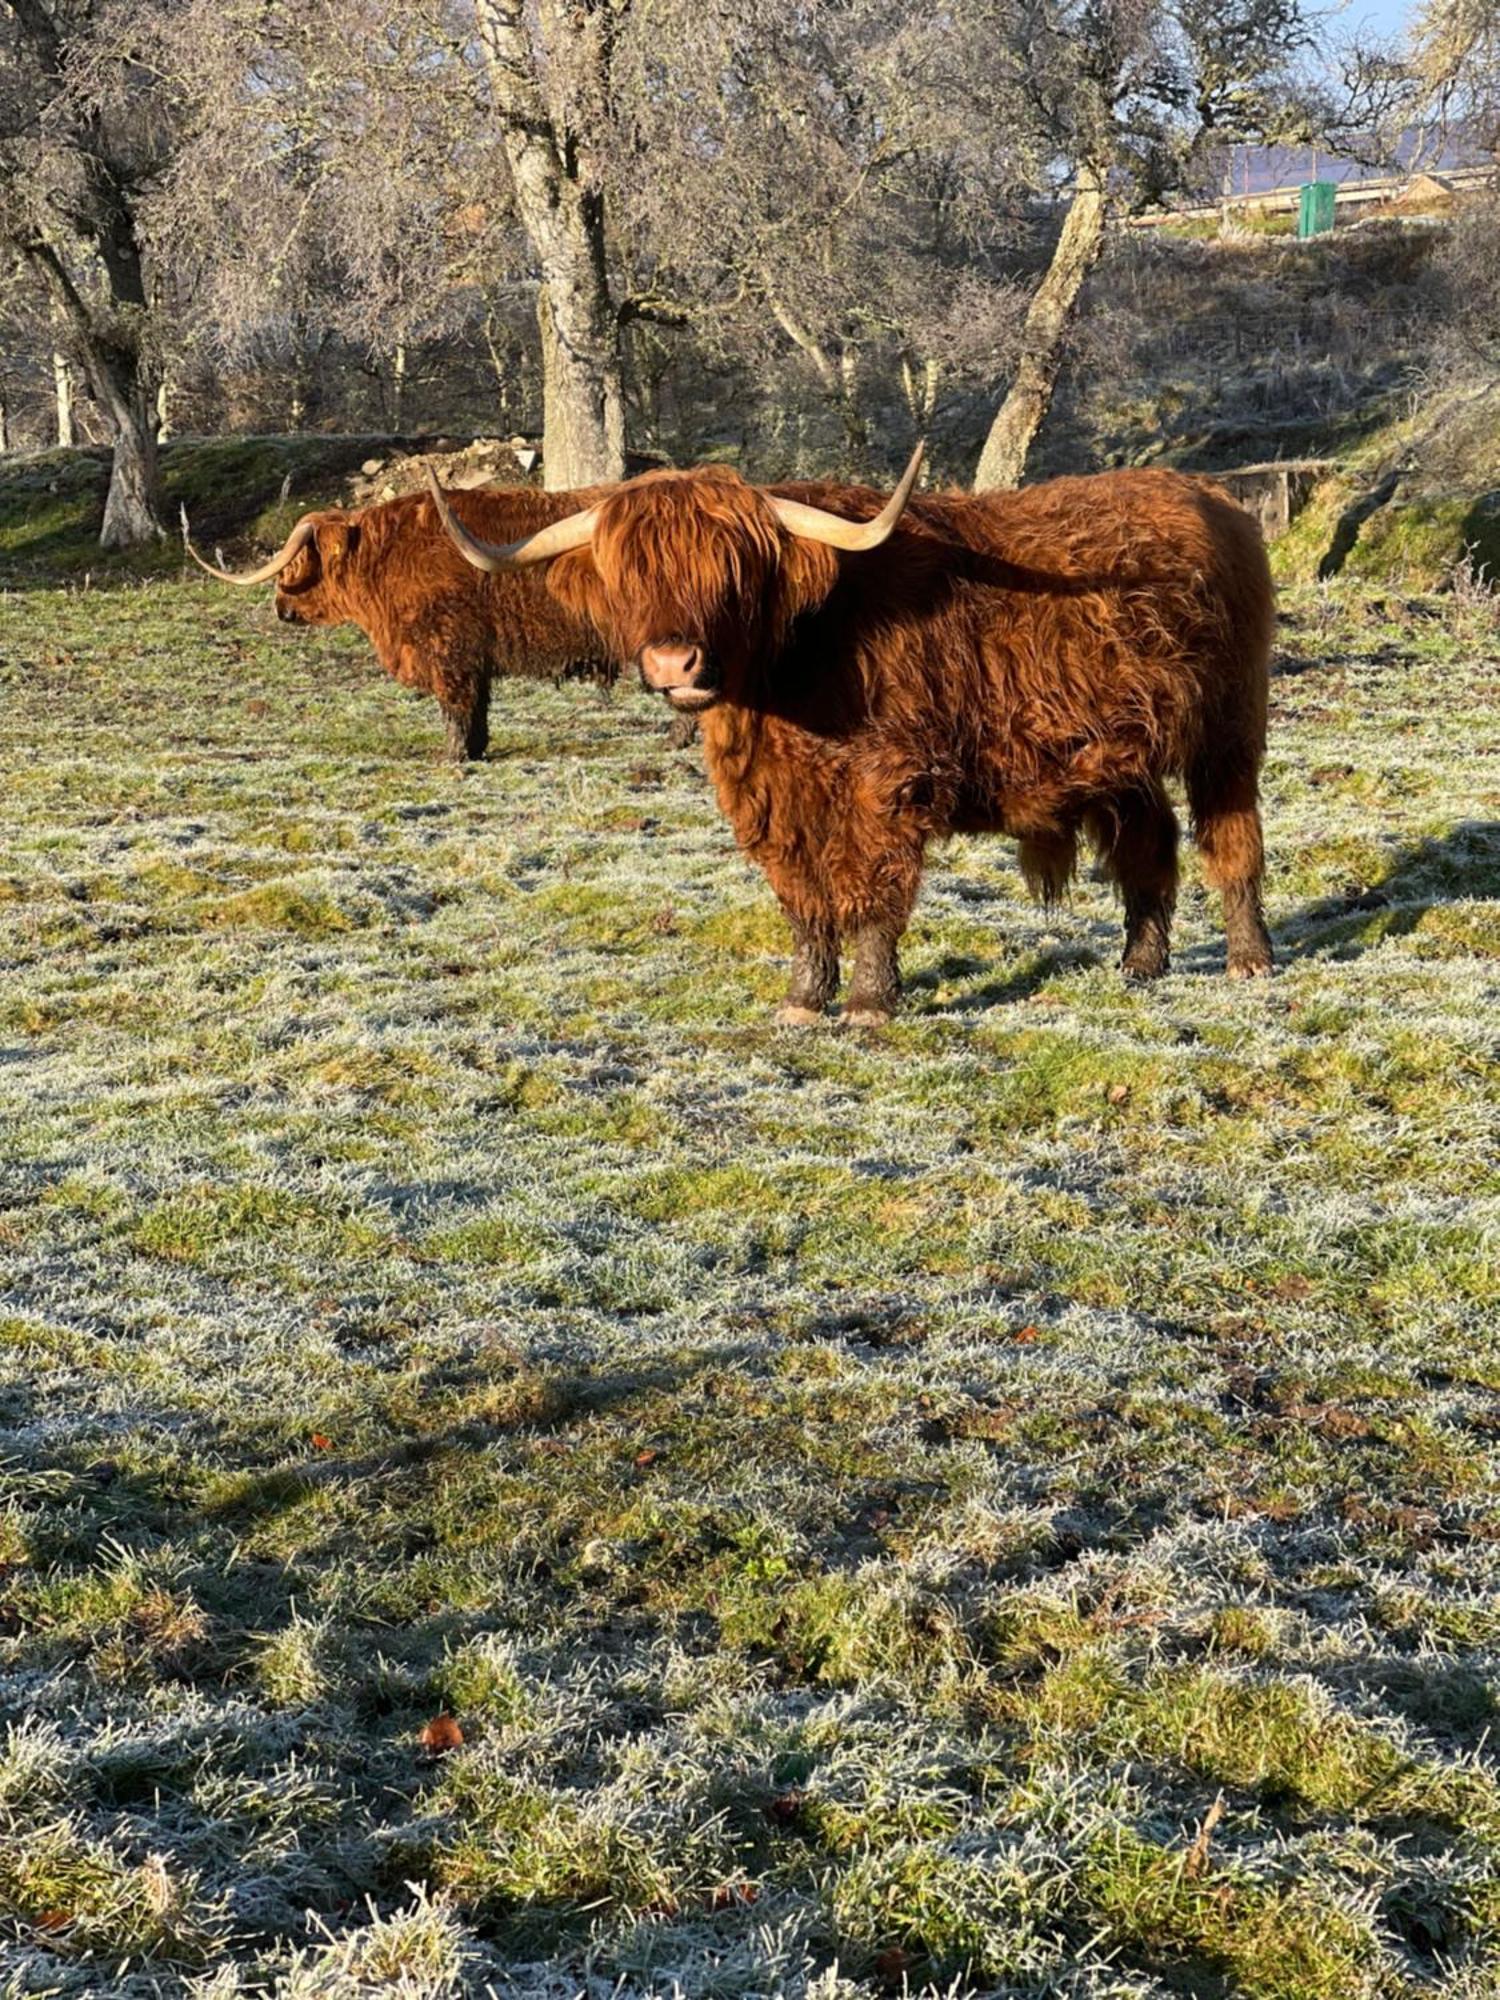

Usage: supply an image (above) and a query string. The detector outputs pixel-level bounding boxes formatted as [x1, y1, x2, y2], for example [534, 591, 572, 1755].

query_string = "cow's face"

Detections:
[273, 516, 361, 626]
[423, 445, 924, 715]
[548, 472, 839, 714]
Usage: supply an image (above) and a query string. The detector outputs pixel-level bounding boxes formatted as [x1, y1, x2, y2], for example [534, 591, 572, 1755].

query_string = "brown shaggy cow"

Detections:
[428, 453, 1275, 1022]
[184, 485, 621, 761]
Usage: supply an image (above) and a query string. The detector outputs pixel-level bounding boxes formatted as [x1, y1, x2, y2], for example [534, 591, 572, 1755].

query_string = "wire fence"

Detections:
[1152, 309, 1434, 364]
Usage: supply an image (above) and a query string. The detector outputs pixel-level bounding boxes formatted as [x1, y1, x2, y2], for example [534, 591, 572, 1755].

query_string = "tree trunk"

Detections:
[900, 352, 939, 430]
[99, 392, 161, 548]
[54, 351, 75, 446]
[85, 323, 162, 547]
[535, 263, 625, 488]
[974, 162, 1109, 491]
[764, 284, 869, 471]
[474, 0, 626, 489]
[391, 342, 407, 432]
[23, 236, 164, 546]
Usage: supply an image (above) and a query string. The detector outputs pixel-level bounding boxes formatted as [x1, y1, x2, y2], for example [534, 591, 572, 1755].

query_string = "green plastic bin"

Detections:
[1297, 181, 1337, 239]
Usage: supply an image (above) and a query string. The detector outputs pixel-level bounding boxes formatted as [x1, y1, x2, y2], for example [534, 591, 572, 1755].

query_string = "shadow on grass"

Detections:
[1273, 819, 1500, 963]
[1324, 1655, 1500, 1754]
[0, 1342, 768, 1717]
[1315, 467, 1405, 580]
[904, 822, 1497, 1003]
[905, 940, 1110, 1014]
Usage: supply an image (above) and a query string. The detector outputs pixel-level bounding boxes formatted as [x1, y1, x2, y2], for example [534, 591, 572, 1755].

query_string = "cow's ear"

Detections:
[777, 538, 840, 625]
[320, 520, 359, 566]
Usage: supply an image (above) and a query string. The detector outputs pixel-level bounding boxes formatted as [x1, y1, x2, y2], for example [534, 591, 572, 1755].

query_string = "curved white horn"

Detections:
[180, 506, 318, 585]
[424, 469, 599, 572]
[769, 440, 925, 551]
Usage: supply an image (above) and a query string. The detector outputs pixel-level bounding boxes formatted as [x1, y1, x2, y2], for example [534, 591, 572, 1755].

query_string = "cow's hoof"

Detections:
[1121, 953, 1169, 982]
[775, 1004, 824, 1027]
[1228, 956, 1274, 980]
[841, 1006, 894, 1029]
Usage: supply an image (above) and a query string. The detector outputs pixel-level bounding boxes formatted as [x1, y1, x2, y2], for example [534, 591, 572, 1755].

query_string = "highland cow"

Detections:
[428, 450, 1275, 1021]
[184, 484, 621, 761]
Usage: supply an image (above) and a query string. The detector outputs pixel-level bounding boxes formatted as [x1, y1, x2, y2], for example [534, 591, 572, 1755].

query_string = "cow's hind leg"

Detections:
[1187, 759, 1273, 978]
[437, 670, 490, 763]
[777, 911, 840, 1026]
[464, 682, 491, 761]
[1086, 784, 1180, 981]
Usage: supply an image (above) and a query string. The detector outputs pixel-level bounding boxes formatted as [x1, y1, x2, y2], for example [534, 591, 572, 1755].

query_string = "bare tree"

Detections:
[124, 0, 576, 458]
[974, 0, 1317, 491]
[612, 0, 1034, 472]
[1411, 0, 1500, 148]
[0, 0, 176, 544]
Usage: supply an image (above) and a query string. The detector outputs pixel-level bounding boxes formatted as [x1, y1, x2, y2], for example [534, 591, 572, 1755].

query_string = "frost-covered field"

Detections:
[0, 579, 1497, 1999]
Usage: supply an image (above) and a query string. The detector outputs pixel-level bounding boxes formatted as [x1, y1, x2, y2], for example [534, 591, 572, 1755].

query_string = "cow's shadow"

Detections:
[1267, 819, 1500, 966]
[911, 821, 1499, 1003]
[906, 940, 1110, 1011]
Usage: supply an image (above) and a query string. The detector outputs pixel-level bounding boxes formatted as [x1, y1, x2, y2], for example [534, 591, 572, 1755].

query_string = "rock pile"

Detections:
[346, 436, 541, 507]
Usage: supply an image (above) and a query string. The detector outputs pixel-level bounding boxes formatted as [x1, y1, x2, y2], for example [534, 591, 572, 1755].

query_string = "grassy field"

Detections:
[0, 572, 1497, 2000]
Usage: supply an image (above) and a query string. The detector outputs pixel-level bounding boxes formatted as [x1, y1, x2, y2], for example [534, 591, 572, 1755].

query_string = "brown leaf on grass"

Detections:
[1184, 1792, 1226, 1878]
[1312, 1404, 1373, 1440]
[709, 1882, 760, 1909]
[309, 1433, 333, 1451]
[34, 1909, 71, 1932]
[634, 1447, 661, 1470]
[874, 1946, 914, 1980]
[419, 1714, 464, 1755]
[1106, 1082, 1131, 1105]
[1013, 1324, 1041, 1344]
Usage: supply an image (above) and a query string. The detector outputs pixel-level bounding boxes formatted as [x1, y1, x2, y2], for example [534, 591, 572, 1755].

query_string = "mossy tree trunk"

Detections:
[973, 161, 1109, 492]
[474, 0, 627, 490]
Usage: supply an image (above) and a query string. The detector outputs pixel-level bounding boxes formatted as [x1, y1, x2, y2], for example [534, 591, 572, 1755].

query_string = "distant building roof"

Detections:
[1221, 124, 1491, 195]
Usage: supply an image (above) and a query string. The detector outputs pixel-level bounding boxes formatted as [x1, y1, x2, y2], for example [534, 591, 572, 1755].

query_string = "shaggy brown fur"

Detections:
[540, 466, 1276, 1019]
[273, 485, 618, 760]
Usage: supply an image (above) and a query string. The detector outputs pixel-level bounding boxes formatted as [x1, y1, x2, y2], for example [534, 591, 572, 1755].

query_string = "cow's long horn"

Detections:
[769, 440, 925, 551]
[180, 507, 318, 585]
[424, 470, 599, 572]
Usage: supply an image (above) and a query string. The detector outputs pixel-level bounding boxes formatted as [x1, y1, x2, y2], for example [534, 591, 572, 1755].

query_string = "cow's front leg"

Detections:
[776, 912, 840, 1026]
[843, 923, 902, 1027]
